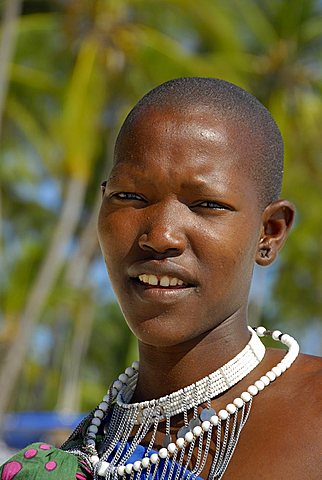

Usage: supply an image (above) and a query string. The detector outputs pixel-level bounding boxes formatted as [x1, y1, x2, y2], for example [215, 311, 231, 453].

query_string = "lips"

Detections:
[128, 261, 197, 290]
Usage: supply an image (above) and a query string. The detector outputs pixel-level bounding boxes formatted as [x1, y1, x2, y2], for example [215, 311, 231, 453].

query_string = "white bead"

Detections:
[167, 443, 177, 454]
[90, 455, 99, 465]
[266, 370, 276, 381]
[94, 409, 104, 419]
[133, 460, 142, 471]
[281, 334, 291, 345]
[281, 358, 291, 369]
[86, 438, 95, 445]
[260, 375, 270, 386]
[111, 388, 118, 397]
[113, 380, 123, 391]
[103, 394, 110, 403]
[125, 463, 133, 474]
[150, 453, 159, 464]
[125, 367, 135, 377]
[86, 432, 96, 439]
[233, 397, 244, 409]
[218, 409, 229, 420]
[289, 351, 296, 360]
[247, 384, 258, 396]
[240, 391, 251, 402]
[91, 417, 101, 426]
[193, 425, 202, 437]
[176, 437, 185, 449]
[277, 362, 287, 373]
[159, 448, 168, 459]
[210, 415, 219, 426]
[254, 380, 265, 391]
[201, 420, 211, 432]
[272, 366, 282, 377]
[98, 401, 109, 411]
[226, 403, 237, 415]
[272, 330, 282, 341]
[87, 425, 98, 434]
[141, 457, 150, 469]
[117, 465, 125, 475]
[132, 360, 140, 370]
[118, 373, 128, 384]
[256, 326, 266, 337]
[185, 431, 194, 443]
[98, 461, 110, 476]
[289, 351, 298, 361]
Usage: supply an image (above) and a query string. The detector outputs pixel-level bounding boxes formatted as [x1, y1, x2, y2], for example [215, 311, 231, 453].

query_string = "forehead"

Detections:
[112, 105, 259, 192]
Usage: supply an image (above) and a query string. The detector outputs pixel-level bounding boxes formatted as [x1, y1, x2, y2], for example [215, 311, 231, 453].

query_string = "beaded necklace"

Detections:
[64, 326, 299, 479]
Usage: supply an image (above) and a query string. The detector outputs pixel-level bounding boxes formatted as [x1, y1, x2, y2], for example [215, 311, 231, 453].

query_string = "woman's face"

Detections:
[97, 106, 264, 347]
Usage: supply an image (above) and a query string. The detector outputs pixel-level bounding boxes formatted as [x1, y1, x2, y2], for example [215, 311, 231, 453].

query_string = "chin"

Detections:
[125, 315, 207, 349]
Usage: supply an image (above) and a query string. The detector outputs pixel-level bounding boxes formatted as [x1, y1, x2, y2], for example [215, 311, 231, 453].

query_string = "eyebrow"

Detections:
[107, 172, 152, 189]
[107, 170, 233, 200]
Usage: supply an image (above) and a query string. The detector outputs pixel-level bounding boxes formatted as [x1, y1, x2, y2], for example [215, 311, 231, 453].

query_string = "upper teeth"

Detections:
[138, 274, 184, 287]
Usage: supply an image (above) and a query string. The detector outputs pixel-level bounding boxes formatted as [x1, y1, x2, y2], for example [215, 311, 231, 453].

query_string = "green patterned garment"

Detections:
[0, 442, 91, 479]
[0, 414, 91, 479]
[0, 412, 204, 479]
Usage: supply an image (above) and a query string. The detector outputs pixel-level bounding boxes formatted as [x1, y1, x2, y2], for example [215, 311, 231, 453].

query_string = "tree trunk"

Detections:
[55, 191, 102, 412]
[0, 0, 22, 138]
[0, 0, 23, 312]
[56, 299, 95, 413]
[0, 177, 87, 418]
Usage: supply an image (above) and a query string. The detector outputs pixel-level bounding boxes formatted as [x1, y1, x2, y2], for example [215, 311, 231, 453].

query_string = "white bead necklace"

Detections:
[117, 326, 265, 422]
[65, 326, 299, 480]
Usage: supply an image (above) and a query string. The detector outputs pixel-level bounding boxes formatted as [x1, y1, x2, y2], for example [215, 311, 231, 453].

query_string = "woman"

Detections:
[1, 77, 321, 479]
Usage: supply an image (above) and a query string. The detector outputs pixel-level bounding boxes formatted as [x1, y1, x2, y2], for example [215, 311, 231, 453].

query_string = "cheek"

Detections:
[97, 207, 137, 267]
[195, 221, 259, 288]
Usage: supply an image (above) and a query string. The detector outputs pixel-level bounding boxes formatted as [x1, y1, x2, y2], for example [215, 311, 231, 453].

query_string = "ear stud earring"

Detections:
[260, 247, 270, 259]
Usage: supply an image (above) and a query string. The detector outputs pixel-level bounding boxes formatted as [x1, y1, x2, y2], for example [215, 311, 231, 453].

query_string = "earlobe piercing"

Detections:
[260, 247, 270, 259]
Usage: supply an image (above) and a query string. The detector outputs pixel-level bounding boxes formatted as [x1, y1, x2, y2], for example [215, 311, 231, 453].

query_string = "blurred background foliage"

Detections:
[0, 0, 321, 418]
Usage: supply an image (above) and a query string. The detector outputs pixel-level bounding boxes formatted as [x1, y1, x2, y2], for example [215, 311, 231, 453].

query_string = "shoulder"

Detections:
[265, 349, 322, 413]
[270, 349, 322, 395]
[292, 351, 322, 373]
[0, 442, 91, 479]
[266, 351, 322, 475]
[289, 354, 322, 472]
[266, 348, 322, 377]
[230, 350, 322, 479]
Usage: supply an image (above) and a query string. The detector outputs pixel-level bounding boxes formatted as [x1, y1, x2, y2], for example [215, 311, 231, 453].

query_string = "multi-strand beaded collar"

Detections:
[64, 326, 299, 479]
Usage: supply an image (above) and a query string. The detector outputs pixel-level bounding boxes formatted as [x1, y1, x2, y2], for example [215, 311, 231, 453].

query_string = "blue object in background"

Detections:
[2, 411, 84, 449]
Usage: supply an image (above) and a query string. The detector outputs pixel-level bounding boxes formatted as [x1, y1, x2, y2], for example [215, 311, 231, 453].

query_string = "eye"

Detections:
[113, 192, 145, 202]
[196, 201, 231, 210]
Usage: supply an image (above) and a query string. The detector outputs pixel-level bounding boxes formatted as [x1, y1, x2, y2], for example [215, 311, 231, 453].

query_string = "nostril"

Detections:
[138, 233, 148, 246]
[138, 230, 186, 257]
[138, 243, 182, 259]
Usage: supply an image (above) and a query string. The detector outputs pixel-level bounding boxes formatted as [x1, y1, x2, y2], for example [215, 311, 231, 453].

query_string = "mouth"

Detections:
[127, 261, 197, 302]
[133, 273, 190, 289]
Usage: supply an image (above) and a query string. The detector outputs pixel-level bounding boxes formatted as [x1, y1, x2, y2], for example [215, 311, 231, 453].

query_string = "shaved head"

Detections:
[115, 77, 284, 208]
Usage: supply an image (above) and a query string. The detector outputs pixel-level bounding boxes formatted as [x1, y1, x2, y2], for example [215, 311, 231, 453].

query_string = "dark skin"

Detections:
[97, 105, 322, 479]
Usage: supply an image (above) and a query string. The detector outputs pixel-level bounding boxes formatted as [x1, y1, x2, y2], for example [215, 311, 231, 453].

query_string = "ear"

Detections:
[256, 199, 295, 266]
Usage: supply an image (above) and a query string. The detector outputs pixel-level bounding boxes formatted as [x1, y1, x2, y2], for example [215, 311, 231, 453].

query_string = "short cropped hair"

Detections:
[115, 77, 284, 208]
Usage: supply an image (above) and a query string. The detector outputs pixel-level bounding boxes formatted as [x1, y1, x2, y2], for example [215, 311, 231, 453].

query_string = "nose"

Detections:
[138, 200, 187, 257]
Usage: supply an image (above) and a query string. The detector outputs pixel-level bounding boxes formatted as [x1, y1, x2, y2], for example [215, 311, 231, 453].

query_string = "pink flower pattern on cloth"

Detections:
[0, 443, 90, 480]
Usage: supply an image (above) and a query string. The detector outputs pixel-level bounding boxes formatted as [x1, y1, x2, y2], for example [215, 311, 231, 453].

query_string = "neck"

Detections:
[132, 312, 250, 402]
